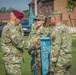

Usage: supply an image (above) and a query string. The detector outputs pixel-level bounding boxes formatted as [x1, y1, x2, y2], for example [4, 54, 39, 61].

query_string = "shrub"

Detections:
[0, 21, 3, 26]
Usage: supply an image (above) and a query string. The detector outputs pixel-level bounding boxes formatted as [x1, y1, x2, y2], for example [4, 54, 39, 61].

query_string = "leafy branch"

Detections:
[66, 0, 76, 9]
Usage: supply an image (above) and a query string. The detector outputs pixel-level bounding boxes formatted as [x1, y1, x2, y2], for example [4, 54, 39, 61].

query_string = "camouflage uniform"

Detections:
[28, 15, 50, 75]
[31, 22, 36, 31]
[49, 10, 72, 75]
[1, 22, 26, 75]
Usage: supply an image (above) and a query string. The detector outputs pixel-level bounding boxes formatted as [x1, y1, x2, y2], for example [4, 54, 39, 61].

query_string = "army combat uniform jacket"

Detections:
[28, 24, 50, 55]
[28, 23, 50, 75]
[50, 22, 72, 75]
[1, 22, 26, 64]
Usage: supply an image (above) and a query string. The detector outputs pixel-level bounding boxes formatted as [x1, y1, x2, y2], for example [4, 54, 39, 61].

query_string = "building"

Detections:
[0, 12, 10, 24]
[29, 0, 53, 17]
[0, 12, 26, 25]
[29, 0, 76, 32]
[54, 0, 76, 32]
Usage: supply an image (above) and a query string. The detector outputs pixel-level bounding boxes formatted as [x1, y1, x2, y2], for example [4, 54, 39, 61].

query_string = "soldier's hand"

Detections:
[32, 38, 40, 49]
[33, 38, 38, 43]
[35, 40, 40, 49]
[50, 68, 55, 72]
[36, 49, 40, 54]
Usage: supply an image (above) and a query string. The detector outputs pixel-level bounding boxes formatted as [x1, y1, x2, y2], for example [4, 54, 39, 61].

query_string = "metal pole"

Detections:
[34, 0, 37, 16]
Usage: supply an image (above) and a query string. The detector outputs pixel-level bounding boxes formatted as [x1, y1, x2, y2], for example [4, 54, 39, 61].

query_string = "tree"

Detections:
[66, 0, 76, 9]
[0, 7, 6, 12]
[7, 7, 14, 12]
[0, 20, 3, 26]
[0, 7, 14, 13]
[23, 10, 29, 18]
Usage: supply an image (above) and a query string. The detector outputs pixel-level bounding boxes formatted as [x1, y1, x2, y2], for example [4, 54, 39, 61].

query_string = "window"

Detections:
[49, 6, 52, 12]
[46, 6, 48, 13]
[67, 8, 74, 12]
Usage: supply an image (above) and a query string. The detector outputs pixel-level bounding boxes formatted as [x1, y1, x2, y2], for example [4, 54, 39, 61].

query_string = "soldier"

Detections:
[28, 14, 50, 75]
[48, 10, 72, 75]
[1, 10, 27, 75]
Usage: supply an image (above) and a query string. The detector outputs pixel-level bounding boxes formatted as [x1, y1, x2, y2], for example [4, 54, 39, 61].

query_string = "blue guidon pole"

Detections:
[40, 37, 51, 75]
[34, 45, 36, 75]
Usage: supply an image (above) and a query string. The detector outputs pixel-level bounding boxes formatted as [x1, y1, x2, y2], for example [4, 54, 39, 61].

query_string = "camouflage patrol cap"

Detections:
[35, 15, 45, 21]
[48, 10, 62, 18]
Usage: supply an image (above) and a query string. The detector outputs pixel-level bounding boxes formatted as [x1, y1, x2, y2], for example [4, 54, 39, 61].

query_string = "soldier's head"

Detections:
[34, 14, 45, 27]
[10, 10, 24, 25]
[48, 10, 62, 26]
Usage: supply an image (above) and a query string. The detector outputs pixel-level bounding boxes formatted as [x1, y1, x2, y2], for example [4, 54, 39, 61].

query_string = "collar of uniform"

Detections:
[55, 22, 63, 27]
[8, 22, 15, 27]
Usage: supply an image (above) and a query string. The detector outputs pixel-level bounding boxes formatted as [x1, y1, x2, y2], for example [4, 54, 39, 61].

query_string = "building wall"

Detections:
[54, 0, 76, 27]
[37, 0, 53, 26]
[37, 1, 42, 14]
[30, 0, 76, 29]
[37, 0, 53, 17]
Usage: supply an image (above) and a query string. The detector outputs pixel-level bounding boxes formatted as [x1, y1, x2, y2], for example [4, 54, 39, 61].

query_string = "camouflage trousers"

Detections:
[4, 63, 21, 75]
[31, 59, 42, 75]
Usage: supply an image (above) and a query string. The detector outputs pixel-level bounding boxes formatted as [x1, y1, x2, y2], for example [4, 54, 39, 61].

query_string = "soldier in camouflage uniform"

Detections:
[28, 15, 50, 75]
[1, 10, 27, 75]
[48, 10, 72, 75]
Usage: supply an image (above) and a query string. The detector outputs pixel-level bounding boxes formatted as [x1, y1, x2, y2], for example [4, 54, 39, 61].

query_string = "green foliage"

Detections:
[0, 7, 14, 13]
[66, 0, 76, 9]
[23, 10, 29, 18]
[0, 21, 3, 26]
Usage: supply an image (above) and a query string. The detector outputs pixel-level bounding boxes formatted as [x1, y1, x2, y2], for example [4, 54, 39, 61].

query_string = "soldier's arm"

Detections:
[10, 25, 27, 50]
[50, 30, 61, 71]
[1, 26, 11, 44]
[28, 31, 40, 55]
[28, 31, 36, 55]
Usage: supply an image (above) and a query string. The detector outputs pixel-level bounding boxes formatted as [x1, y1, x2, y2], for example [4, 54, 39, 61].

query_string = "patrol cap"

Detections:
[48, 10, 62, 18]
[34, 15, 45, 21]
[12, 10, 24, 19]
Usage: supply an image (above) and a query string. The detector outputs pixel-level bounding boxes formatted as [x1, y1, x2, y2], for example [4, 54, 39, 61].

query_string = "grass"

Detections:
[70, 39, 76, 75]
[0, 36, 76, 75]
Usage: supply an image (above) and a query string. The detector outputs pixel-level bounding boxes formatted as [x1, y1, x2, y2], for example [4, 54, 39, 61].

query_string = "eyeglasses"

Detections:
[34, 19, 41, 21]
[35, 18, 44, 21]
